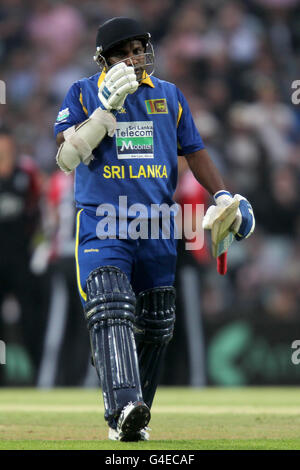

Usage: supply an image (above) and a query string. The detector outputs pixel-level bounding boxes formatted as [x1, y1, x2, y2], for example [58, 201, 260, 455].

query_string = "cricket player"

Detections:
[54, 17, 255, 441]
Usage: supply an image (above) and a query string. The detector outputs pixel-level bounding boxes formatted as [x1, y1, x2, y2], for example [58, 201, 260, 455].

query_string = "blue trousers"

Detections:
[75, 209, 177, 305]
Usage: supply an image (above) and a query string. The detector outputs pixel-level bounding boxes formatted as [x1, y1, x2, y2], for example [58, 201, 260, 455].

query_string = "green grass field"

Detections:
[0, 387, 300, 450]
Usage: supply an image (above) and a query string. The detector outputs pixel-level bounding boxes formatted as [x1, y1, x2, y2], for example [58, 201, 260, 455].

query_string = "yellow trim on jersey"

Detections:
[97, 69, 106, 88]
[75, 209, 87, 302]
[79, 91, 88, 116]
[140, 70, 155, 88]
[96, 68, 154, 91]
[177, 101, 183, 127]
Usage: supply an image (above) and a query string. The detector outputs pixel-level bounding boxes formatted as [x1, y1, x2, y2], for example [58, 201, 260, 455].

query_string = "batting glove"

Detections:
[98, 62, 138, 111]
[203, 190, 255, 241]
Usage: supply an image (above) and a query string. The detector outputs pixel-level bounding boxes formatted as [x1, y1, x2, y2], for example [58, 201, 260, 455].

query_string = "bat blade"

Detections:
[211, 199, 239, 258]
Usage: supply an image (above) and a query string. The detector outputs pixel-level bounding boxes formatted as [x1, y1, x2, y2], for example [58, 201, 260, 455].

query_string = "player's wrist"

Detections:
[213, 190, 233, 206]
[98, 100, 111, 112]
[95, 106, 117, 117]
[98, 97, 124, 115]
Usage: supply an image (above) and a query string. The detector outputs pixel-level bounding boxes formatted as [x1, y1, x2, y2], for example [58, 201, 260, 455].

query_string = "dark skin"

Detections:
[56, 39, 226, 195]
[106, 39, 146, 79]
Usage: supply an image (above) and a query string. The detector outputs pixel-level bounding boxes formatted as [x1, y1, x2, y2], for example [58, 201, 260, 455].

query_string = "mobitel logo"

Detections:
[0, 340, 6, 365]
[116, 122, 154, 159]
[119, 138, 153, 152]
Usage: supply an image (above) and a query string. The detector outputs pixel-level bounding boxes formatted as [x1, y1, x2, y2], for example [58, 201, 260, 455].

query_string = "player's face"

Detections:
[106, 40, 146, 82]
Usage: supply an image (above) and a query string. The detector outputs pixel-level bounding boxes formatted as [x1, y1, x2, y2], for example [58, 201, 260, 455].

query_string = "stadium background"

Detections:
[0, 0, 299, 389]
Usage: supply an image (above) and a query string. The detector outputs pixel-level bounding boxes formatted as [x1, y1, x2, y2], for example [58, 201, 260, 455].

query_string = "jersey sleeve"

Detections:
[176, 87, 205, 155]
[54, 81, 88, 137]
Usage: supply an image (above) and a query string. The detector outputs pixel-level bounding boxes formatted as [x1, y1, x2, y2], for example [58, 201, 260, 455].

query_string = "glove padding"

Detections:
[203, 190, 255, 241]
[98, 62, 138, 111]
[56, 108, 116, 174]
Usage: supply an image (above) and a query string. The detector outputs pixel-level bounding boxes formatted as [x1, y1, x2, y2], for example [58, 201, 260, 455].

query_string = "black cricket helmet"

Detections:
[93, 17, 155, 79]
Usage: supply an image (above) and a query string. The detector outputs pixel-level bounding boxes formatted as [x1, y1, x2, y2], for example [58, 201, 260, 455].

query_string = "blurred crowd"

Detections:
[0, 0, 300, 383]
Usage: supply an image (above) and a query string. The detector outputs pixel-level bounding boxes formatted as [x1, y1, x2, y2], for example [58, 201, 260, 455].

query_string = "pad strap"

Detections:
[84, 266, 136, 327]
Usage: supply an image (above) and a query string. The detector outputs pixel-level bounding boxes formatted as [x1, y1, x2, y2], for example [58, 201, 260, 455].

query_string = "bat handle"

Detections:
[217, 252, 227, 275]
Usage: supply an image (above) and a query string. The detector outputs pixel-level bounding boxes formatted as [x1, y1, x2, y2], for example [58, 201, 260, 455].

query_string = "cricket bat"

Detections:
[211, 199, 239, 275]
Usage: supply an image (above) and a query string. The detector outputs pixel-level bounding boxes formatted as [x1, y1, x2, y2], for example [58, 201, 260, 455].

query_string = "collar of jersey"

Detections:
[140, 70, 155, 88]
[97, 69, 155, 88]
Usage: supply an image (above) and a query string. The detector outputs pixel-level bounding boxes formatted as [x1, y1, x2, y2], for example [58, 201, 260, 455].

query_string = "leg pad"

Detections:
[135, 286, 176, 344]
[84, 266, 143, 423]
[135, 286, 176, 408]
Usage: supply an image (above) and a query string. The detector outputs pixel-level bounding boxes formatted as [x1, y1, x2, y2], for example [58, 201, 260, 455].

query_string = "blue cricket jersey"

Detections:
[54, 71, 205, 214]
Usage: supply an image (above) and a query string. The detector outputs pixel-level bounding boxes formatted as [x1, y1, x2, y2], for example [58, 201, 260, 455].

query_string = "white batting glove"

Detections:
[203, 190, 255, 240]
[98, 62, 138, 111]
[202, 191, 233, 230]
